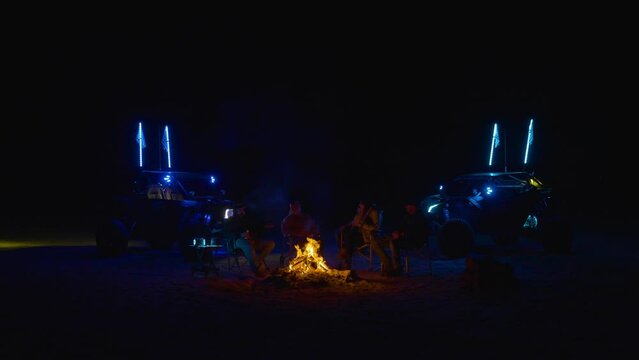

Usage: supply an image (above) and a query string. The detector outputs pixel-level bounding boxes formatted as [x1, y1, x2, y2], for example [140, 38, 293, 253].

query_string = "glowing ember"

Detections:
[287, 238, 348, 278]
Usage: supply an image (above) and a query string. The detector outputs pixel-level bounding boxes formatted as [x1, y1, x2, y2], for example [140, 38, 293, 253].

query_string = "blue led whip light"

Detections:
[524, 119, 533, 165]
[489, 123, 499, 167]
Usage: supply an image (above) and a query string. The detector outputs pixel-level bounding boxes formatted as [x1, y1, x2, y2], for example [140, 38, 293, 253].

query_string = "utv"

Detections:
[421, 171, 573, 258]
[95, 170, 242, 258]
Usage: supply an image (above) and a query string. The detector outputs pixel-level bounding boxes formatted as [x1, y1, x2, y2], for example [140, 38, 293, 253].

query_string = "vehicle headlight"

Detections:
[529, 178, 542, 188]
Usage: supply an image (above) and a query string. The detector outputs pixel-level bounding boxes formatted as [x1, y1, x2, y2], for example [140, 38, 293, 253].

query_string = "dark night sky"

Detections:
[4, 15, 635, 227]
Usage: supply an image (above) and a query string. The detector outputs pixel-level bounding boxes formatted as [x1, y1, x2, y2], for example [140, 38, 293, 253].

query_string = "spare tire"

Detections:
[96, 219, 130, 257]
[439, 219, 474, 259]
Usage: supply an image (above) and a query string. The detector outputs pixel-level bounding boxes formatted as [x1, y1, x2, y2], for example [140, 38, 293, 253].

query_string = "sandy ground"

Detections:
[1, 222, 637, 359]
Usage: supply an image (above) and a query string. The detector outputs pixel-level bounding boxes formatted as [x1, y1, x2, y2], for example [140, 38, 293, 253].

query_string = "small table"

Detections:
[190, 244, 225, 277]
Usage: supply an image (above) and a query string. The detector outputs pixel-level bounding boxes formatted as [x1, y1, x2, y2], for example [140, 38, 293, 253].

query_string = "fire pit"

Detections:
[211, 237, 399, 299]
[271, 238, 354, 288]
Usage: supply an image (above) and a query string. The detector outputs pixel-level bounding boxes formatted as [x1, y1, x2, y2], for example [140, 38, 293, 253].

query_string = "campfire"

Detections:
[246, 238, 386, 294]
[284, 237, 351, 281]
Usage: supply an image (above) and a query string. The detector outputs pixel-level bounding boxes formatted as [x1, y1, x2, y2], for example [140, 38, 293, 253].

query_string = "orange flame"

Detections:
[287, 237, 334, 275]
[285, 237, 352, 282]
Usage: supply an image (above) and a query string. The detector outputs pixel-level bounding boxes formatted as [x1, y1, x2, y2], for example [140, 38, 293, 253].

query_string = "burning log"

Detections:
[284, 237, 353, 282]
[251, 238, 386, 293]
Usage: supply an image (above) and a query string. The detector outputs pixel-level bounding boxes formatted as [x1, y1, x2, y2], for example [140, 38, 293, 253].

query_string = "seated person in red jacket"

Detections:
[281, 200, 321, 257]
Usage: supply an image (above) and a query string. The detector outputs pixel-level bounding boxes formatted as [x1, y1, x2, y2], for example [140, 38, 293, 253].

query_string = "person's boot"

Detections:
[381, 260, 402, 277]
[346, 269, 359, 282]
[338, 247, 348, 261]
[346, 256, 353, 270]
[392, 254, 401, 271]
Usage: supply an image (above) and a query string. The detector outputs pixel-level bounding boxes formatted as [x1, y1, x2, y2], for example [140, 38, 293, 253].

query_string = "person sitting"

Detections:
[337, 199, 397, 276]
[388, 201, 432, 271]
[280, 200, 321, 263]
[223, 204, 275, 278]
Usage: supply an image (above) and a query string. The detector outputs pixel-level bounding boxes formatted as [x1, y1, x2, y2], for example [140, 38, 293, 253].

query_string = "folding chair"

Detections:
[354, 241, 374, 271]
[226, 248, 248, 273]
[356, 209, 387, 271]
[212, 236, 248, 273]
[335, 223, 370, 271]
[341, 209, 386, 271]
[400, 240, 433, 276]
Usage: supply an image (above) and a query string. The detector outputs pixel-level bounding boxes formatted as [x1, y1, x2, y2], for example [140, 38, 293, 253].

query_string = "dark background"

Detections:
[4, 15, 635, 230]
[3, 15, 637, 359]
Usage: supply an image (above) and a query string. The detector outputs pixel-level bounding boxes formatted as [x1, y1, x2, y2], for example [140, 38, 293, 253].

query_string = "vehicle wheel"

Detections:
[95, 219, 129, 257]
[438, 219, 474, 259]
[540, 218, 573, 254]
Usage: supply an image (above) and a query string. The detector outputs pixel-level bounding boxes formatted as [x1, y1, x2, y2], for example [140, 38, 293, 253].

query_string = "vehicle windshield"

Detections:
[134, 171, 223, 199]
[446, 177, 490, 196]
[178, 176, 221, 197]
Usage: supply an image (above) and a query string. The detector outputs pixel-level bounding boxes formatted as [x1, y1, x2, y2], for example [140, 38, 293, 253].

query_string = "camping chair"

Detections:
[353, 209, 385, 271]
[354, 240, 374, 271]
[399, 237, 433, 276]
[221, 234, 276, 275]
[217, 236, 249, 273]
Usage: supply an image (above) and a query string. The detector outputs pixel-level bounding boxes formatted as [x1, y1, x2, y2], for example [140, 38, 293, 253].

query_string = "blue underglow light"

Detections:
[489, 123, 498, 166]
[210, 176, 216, 184]
[485, 186, 493, 195]
[428, 203, 440, 213]
[524, 119, 533, 165]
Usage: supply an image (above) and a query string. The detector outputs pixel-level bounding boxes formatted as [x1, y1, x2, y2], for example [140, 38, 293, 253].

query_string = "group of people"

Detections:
[221, 200, 320, 279]
[337, 199, 432, 277]
[222, 198, 432, 279]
